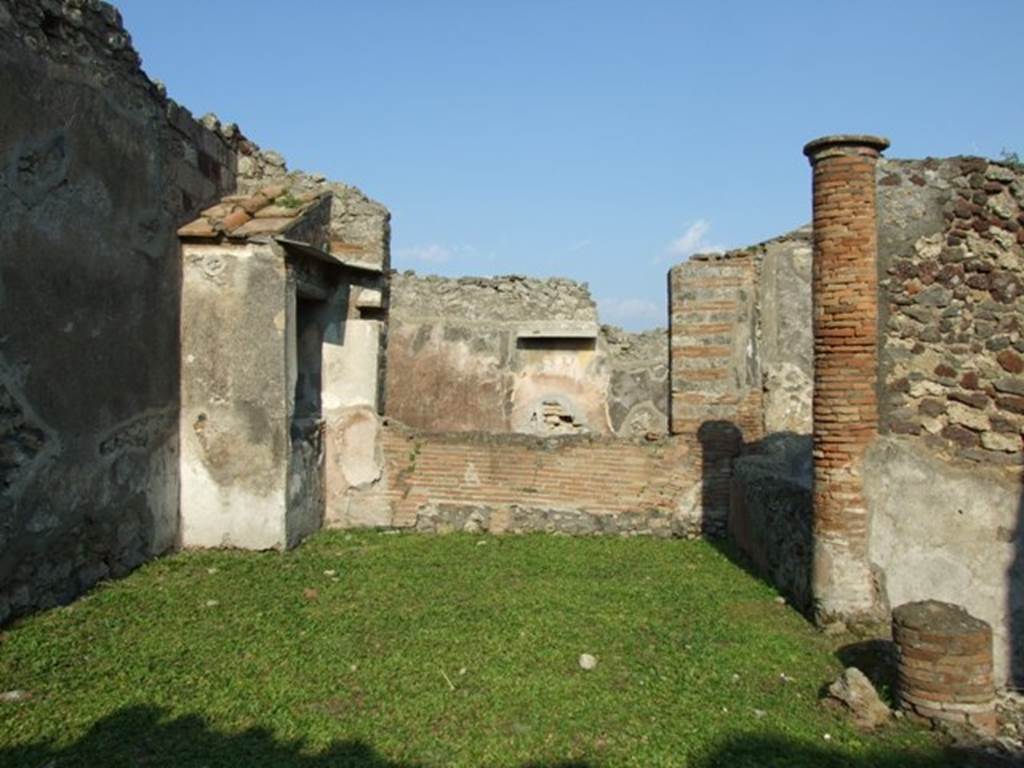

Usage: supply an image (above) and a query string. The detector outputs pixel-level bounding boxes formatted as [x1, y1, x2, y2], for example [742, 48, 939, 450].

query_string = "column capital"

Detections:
[803, 134, 890, 164]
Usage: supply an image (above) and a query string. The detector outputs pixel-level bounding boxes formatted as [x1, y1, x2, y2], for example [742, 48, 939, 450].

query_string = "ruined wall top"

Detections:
[601, 325, 667, 365]
[1, 1, 144, 89]
[389, 272, 598, 323]
[1, 1, 391, 272]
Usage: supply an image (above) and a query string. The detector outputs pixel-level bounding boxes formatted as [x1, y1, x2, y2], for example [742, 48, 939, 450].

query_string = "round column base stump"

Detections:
[892, 600, 997, 737]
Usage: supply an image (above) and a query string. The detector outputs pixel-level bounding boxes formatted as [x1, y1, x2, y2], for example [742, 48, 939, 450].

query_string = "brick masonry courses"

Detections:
[893, 600, 997, 736]
[6, 0, 1024, 701]
[727, 148, 1024, 686]
[344, 425, 702, 537]
[803, 135, 891, 626]
[668, 228, 814, 536]
[668, 251, 763, 535]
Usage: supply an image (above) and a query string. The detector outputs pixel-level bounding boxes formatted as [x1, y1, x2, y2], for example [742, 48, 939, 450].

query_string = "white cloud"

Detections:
[396, 243, 454, 264]
[568, 238, 592, 253]
[597, 297, 664, 329]
[661, 219, 725, 263]
[395, 243, 497, 267]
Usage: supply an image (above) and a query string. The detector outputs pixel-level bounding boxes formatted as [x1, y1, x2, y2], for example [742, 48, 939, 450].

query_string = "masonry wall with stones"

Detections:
[191, 110, 393, 538]
[719, 228, 816, 605]
[327, 424, 702, 536]
[668, 226, 814, 440]
[877, 157, 1024, 464]
[600, 325, 671, 437]
[233, 154, 393, 540]
[0, 0, 247, 625]
[0, 0, 391, 626]
[723, 152, 1024, 686]
[869, 155, 1024, 686]
[385, 273, 668, 437]
[668, 227, 813, 535]
[177, 191, 353, 552]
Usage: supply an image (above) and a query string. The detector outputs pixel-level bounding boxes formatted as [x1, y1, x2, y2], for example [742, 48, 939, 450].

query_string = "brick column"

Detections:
[893, 601, 996, 735]
[667, 254, 762, 535]
[803, 134, 889, 625]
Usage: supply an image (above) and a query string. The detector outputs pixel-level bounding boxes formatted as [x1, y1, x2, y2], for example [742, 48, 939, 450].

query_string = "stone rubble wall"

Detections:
[871, 155, 1024, 686]
[232, 139, 391, 274]
[0, 0, 391, 626]
[878, 157, 1024, 466]
[728, 433, 814, 612]
[389, 272, 596, 322]
[756, 228, 814, 434]
[601, 325, 670, 437]
[385, 272, 668, 436]
[0, 0, 249, 625]
[722, 154, 1024, 686]
[329, 425, 702, 537]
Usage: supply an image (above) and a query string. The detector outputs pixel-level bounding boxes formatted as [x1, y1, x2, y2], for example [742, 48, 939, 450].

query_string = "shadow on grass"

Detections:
[0, 705, 594, 768]
[835, 638, 898, 697]
[3, 704, 1016, 768]
[689, 733, 1015, 768]
[696, 423, 817, 618]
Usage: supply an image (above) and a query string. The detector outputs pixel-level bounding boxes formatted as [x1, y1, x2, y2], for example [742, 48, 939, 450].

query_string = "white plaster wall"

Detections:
[866, 436, 1021, 686]
[180, 455, 286, 549]
[323, 406, 387, 528]
[323, 318, 381, 410]
[179, 242, 291, 550]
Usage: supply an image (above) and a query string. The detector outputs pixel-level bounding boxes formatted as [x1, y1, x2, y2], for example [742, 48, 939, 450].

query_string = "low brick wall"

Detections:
[373, 426, 700, 536]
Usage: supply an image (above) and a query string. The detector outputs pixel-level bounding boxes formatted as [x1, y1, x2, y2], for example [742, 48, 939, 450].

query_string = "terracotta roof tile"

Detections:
[222, 209, 251, 231]
[230, 216, 297, 238]
[238, 194, 269, 214]
[177, 187, 329, 241]
[177, 218, 218, 238]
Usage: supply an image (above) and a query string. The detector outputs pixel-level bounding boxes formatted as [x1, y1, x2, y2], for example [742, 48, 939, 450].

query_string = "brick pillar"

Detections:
[893, 601, 997, 736]
[803, 134, 889, 625]
[667, 254, 761, 535]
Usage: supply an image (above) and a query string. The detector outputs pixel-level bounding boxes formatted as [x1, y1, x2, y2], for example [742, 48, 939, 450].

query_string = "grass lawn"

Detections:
[0, 532, 972, 767]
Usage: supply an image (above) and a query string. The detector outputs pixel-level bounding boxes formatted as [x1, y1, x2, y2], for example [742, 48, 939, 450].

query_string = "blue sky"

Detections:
[118, 1, 1022, 330]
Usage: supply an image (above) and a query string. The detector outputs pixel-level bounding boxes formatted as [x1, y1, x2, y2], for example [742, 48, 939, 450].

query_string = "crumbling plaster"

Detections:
[728, 153, 1024, 686]
[0, 0, 393, 620]
[4, 0, 1021, 702]
[386, 273, 669, 436]
[180, 241, 293, 549]
[0, 0, 242, 623]
[865, 435, 1021, 686]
